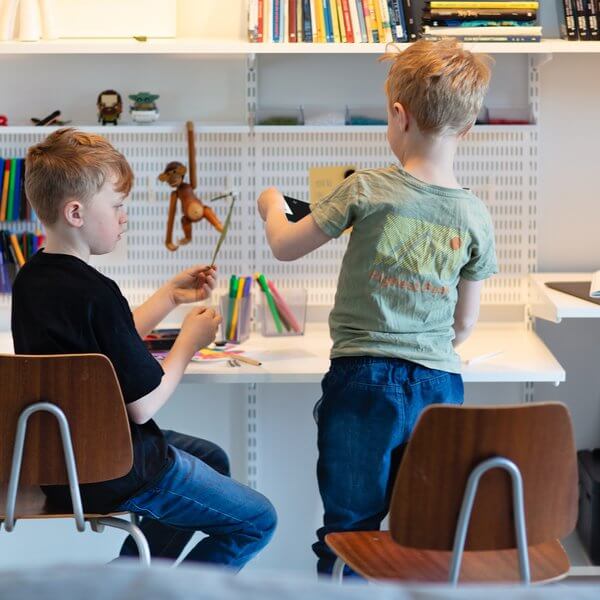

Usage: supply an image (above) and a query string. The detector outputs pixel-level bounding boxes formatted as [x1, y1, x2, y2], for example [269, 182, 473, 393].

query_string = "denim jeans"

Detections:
[312, 357, 464, 576]
[117, 430, 277, 571]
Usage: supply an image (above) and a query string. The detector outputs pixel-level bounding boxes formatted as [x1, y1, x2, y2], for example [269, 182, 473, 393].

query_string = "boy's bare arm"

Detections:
[452, 278, 484, 347]
[133, 265, 216, 338]
[127, 307, 221, 424]
[258, 187, 332, 261]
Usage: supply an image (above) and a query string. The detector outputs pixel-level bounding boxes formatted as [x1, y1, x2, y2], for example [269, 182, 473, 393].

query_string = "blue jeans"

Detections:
[312, 357, 464, 576]
[117, 430, 277, 571]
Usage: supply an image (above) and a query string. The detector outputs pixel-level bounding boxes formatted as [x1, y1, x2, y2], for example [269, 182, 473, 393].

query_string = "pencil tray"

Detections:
[220, 295, 252, 344]
[260, 287, 306, 337]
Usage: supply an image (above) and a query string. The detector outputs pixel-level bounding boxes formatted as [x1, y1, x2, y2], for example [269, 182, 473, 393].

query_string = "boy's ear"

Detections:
[63, 199, 84, 228]
[392, 102, 409, 132]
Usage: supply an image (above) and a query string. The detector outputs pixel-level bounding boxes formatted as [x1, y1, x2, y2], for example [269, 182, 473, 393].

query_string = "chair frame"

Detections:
[332, 455, 531, 585]
[1, 401, 151, 566]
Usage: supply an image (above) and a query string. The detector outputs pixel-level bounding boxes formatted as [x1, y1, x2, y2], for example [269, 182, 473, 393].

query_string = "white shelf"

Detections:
[0, 321, 564, 385]
[0, 38, 598, 56]
[0, 123, 536, 134]
[531, 273, 600, 323]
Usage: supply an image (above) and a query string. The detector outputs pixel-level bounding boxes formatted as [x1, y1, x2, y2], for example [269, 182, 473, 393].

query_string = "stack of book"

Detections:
[0, 158, 34, 222]
[558, 1, 600, 41]
[247, 1, 419, 43]
[421, 1, 542, 42]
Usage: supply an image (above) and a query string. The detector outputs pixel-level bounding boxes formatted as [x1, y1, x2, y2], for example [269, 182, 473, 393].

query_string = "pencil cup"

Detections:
[261, 287, 306, 337]
[220, 294, 251, 344]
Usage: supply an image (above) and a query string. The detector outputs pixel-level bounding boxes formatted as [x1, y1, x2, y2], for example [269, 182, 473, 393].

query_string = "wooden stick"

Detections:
[223, 353, 262, 366]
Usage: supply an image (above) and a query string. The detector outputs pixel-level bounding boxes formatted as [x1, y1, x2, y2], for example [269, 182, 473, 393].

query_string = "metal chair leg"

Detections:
[332, 557, 345, 583]
[449, 456, 530, 586]
[96, 516, 151, 566]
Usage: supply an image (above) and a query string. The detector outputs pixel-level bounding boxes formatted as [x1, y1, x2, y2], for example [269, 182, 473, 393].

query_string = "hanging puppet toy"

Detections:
[159, 121, 229, 251]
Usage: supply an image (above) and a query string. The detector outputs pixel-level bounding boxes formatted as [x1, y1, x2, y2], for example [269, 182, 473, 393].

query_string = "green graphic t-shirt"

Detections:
[311, 165, 498, 373]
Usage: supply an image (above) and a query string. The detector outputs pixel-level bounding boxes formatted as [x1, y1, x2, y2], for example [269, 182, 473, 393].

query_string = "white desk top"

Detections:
[0, 323, 565, 385]
[530, 273, 600, 323]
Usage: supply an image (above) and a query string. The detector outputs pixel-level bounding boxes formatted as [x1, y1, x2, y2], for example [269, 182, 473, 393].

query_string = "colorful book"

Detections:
[310, 0, 318, 40]
[314, 0, 326, 40]
[429, 2, 539, 7]
[354, 0, 368, 40]
[0, 160, 9, 222]
[12, 159, 21, 222]
[289, 0, 297, 41]
[330, 0, 342, 41]
[6, 159, 16, 223]
[303, 0, 313, 40]
[257, 0, 265, 41]
[379, 0, 392, 41]
[323, 0, 334, 42]
[366, 0, 379, 40]
[341, 0, 355, 41]
[390, 0, 408, 40]
[296, 0, 303, 40]
[361, 0, 374, 40]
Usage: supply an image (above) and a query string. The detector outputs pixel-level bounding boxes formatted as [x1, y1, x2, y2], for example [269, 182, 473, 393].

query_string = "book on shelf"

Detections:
[249, 0, 410, 43]
[428, 2, 539, 8]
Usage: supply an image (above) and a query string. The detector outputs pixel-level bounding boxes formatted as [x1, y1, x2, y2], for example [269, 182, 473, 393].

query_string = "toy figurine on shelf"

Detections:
[97, 90, 122, 126]
[31, 109, 71, 126]
[129, 91, 160, 124]
[159, 121, 229, 252]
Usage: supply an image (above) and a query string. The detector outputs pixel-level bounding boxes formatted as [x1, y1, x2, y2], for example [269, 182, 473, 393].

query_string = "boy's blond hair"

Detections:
[25, 128, 133, 225]
[382, 39, 492, 135]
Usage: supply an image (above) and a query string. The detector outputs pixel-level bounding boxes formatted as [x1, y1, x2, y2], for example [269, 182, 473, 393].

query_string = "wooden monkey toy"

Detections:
[160, 121, 224, 252]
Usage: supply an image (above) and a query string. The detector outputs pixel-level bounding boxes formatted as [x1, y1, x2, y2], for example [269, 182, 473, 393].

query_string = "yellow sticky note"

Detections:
[309, 165, 356, 206]
[309, 165, 356, 234]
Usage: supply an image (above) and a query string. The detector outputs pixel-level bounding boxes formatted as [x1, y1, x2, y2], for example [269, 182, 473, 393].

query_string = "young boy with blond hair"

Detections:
[257, 40, 497, 576]
[13, 128, 276, 568]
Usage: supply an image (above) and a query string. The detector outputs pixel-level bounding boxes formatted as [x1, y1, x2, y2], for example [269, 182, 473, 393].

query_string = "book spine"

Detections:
[289, 0, 297, 40]
[330, 0, 342, 41]
[366, 0, 380, 41]
[361, 0, 374, 41]
[430, 2, 539, 8]
[355, 0, 368, 41]
[12, 159, 21, 221]
[429, 8, 536, 18]
[257, 0, 264, 41]
[402, 0, 417, 40]
[7, 159, 16, 222]
[341, 0, 355, 41]
[281, 0, 286, 42]
[574, 0, 591, 39]
[273, 0, 281, 41]
[393, 0, 408, 40]
[380, 0, 393, 41]
[372, 0, 385, 41]
[0, 161, 9, 222]
[297, 0, 303, 40]
[303, 0, 313, 40]
[424, 33, 541, 41]
[349, 0, 363, 41]
[588, 0, 599, 39]
[315, 0, 326, 41]
[323, 0, 334, 42]
[334, 0, 346, 41]
[310, 0, 318, 40]
[557, 0, 579, 38]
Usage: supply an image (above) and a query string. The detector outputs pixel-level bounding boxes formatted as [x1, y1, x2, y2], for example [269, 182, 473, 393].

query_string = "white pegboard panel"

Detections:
[0, 124, 537, 309]
[255, 126, 537, 306]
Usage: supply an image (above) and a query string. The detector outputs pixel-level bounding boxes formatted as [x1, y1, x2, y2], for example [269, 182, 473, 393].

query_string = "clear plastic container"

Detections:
[260, 287, 306, 337]
[220, 294, 252, 344]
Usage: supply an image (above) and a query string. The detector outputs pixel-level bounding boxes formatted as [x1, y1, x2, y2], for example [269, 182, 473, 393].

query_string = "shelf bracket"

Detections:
[531, 53, 553, 70]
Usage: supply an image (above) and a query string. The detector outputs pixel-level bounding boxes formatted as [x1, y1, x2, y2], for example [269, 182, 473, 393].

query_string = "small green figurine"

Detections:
[129, 92, 160, 124]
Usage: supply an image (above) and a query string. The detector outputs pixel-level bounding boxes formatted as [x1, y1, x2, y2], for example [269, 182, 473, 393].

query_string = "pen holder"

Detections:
[260, 287, 306, 337]
[220, 294, 252, 344]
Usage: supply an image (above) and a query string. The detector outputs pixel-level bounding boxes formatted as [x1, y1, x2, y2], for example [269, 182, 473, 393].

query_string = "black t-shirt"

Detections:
[11, 250, 173, 514]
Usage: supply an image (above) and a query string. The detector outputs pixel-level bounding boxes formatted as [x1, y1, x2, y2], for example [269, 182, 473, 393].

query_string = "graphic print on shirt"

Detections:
[370, 214, 469, 294]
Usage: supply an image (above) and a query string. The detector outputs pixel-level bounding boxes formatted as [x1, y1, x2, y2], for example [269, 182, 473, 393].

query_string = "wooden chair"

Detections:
[326, 402, 578, 585]
[0, 354, 150, 565]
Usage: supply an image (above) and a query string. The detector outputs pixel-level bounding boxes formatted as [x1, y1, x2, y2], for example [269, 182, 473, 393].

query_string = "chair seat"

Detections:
[0, 485, 127, 520]
[325, 531, 570, 583]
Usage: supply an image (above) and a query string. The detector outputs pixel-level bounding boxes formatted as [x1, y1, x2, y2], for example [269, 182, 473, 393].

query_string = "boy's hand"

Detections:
[168, 265, 216, 306]
[257, 187, 287, 222]
[178, 306, 222, 352]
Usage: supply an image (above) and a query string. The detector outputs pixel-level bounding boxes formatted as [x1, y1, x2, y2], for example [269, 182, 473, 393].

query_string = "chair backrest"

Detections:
[389, 403, 578, 552]
[0, 354, 133, 485]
